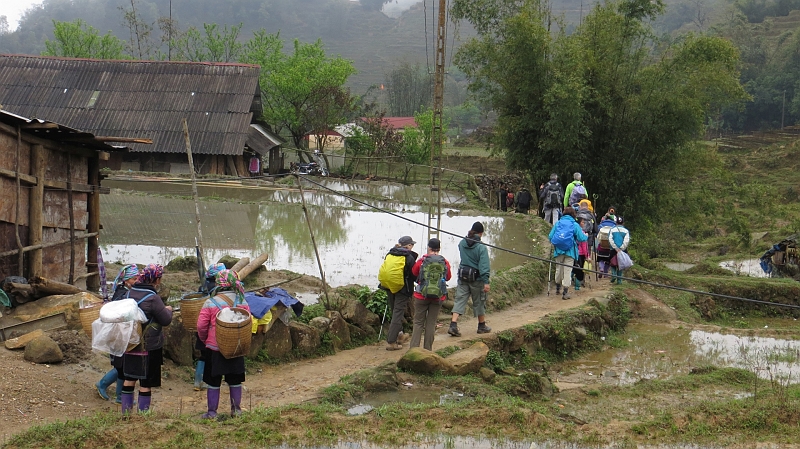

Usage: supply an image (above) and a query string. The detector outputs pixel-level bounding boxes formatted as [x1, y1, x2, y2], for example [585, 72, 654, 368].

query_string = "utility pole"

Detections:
[426, 0, 447, 242]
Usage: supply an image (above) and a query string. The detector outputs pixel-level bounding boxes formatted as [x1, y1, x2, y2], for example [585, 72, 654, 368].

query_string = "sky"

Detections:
[1, 0, 41, 31]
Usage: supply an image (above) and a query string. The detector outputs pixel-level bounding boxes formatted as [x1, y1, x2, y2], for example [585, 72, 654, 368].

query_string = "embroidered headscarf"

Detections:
[214, 269, 245, 304]
[138, 263, 164, 285]
[112, 264, 139, 288]
[205, 262, 226, 279]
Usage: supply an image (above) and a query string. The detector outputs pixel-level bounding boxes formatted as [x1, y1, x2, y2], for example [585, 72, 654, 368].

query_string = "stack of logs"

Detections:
[3, 277, 87, 305]
[229, 253, 269, 281]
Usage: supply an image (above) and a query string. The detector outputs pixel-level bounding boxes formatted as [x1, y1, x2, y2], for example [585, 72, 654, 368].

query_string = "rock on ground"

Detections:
[397, 347, 454, 374]
[24, 335, 64, 364]
[445, 341, 489, 375]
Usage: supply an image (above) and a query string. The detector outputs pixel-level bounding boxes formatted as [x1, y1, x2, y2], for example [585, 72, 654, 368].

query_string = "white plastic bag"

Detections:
[616, 251, 634, 271]
[99, 298, 146, 323]
[91, 319, 140, 356]
[218, 307, 249, 323]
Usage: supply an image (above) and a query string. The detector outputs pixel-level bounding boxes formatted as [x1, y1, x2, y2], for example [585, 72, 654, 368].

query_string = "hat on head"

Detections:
[471, 221, 484, 234]
[616, 216, 624, 225]
[398, 236, 416, 246]
[428, 238, 441, 251]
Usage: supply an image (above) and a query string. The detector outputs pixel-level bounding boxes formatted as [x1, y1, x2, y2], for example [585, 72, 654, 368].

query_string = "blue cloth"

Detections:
[244, 288, 304, 319]
[548, 215, 587, 260]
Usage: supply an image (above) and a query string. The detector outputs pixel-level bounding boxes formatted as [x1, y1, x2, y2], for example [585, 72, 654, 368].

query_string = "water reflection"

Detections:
[557, 323, 800, 386]
[99, 193, 535, 287]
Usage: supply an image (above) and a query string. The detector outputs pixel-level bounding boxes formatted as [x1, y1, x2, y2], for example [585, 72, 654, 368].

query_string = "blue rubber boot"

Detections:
[95, 368, 117, 400]
[114, 378, 123, 404]
[194, 360, 205, 390]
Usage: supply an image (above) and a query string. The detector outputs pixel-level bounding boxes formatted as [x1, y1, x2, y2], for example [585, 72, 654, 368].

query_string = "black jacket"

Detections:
[126, 284, 173, 351]
[386, 246, 419, 296]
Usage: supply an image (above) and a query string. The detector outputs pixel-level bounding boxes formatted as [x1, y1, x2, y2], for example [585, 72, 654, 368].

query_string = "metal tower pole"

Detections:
[427, 0, 447, 242]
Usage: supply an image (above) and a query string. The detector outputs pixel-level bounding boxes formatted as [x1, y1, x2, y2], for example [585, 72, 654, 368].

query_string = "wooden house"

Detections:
[0, 55, 284, 175]
[0, 109, 125, 290]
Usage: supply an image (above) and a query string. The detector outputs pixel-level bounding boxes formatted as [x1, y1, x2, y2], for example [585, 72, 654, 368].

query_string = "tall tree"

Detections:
[42, 19, 127, 59]
[242, 37, 357, 152]
[174, 23, 244, 62]
[452, 0, 748, 223]
[385, 61, 433, 116]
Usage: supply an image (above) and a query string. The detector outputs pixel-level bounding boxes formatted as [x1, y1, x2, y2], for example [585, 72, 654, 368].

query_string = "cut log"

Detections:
[238, 253, 269, 280]
[231, 257, 250, 273]
[8, 282, 34, 304]
[31, 276, 83, 297]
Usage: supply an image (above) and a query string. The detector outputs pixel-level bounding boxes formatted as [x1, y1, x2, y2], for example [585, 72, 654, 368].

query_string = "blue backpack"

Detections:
[551, 219, 575, 251]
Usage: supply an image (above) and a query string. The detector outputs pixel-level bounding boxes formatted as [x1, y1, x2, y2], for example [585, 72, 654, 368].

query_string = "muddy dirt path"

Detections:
[0, 282, 613, 438]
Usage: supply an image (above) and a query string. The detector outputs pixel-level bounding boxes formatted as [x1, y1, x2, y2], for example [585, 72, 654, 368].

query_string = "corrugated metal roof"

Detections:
[0, 55, 263, 155]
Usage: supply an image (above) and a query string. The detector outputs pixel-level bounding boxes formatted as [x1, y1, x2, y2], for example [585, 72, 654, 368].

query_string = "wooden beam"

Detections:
[86, 156, 100, 291]
[0, 232, 98, 258]
[0, 167, 36, 184]
[92, 136, 153, 144]
[28, 144, 46, 279]
[21, 122, 59, 130]
[0, 121, 105, 159]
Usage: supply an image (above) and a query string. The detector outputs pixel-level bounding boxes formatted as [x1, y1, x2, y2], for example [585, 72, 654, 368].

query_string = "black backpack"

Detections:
[546, 183, 561, 208]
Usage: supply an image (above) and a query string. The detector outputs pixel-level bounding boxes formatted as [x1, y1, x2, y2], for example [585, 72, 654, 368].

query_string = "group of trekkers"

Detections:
[498, 185, 534, 215]
[378, 221, 492, 352]
[94, 262, 251, 419]
[543, 173, 632, 300]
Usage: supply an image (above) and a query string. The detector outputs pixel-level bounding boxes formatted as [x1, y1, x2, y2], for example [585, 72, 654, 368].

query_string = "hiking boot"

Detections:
[562, 287, 571, 300]
[555, 285, 561, 295]
[448, 322, 461, 337]
[386, 342, 403, 351]
[477, 323, 492, 334]
[397, 332, 411, 344]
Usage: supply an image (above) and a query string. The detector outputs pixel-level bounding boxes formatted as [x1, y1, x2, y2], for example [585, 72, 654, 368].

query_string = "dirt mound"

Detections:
[49, 330, 92, 364]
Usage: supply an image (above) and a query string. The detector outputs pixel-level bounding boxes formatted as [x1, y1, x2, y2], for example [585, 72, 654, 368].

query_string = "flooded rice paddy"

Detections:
[99, 179, 535, 288]
[556, 322, 800, 386]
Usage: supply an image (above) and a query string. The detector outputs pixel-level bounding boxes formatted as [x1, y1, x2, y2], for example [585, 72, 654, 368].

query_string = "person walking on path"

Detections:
[564, 173, 588, 208]
[197, 269, 251, 419]
[114, 264, 173, 415]
[608, 216, 631, 284]
[379, 236, 418, 350]
[450, 222, 492, 337]
[410, 238, 452, 350]
[95, 264, 139, 403]
[549, 207, 588, 300]
[498, 185, 508, 212]
[539, 174, 564, 225]
[515, 187, 533, 214]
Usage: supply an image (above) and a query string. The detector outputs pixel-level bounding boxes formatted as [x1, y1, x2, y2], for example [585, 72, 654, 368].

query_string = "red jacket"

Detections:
[411, 254, 452, 301]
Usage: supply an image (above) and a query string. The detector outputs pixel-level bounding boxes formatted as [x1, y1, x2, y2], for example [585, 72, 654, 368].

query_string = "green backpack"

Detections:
[416, 255, 447, 299]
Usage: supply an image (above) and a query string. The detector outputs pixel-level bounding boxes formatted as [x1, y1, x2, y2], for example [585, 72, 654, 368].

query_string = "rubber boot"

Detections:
[95, 368, 117, 400]
[114, 378, 123, 404]
[137, 391, 151, 413]
[562, 287, 571, 300]
[447, 322, 461, 337]
[202, 387, 220, 419]
[194, 360, 206, 391]
[574, 276, 580, 291]
[229, 384, 243, 417]
[120, 387, 135, 416]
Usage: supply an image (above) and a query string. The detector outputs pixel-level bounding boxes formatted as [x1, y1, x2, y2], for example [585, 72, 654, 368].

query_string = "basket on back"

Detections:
[79, 301, 103, 338]
[215, 306, 252, 359]
[180, 292, 208, 332]
[126, 323, 143, 352]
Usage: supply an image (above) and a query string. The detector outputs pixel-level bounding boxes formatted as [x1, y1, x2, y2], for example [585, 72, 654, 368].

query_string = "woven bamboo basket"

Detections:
[180, 293, 208, 332]
[79, 302, 103, 338]
[126, 323, 143, 352]
[215, 307, 252, 359]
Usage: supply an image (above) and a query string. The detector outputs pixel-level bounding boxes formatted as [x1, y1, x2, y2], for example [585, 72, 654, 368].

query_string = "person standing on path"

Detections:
[193, 262, 226, 391]
[450, 222, 492, 337]
[539, 174, 564, 225]
[410, 238, 452, 351]
[95, 264, 139, 403]
[380, 236, 418, 350]
[549, 207, 588, 300]
[115, 264, 173, 415]
[515, 187, 533, 214]
[564, 173, 588, 208]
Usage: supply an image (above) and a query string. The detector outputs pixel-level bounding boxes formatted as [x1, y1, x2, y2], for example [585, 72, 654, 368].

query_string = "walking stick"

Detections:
[546, 246, 553, 296]
[377, 301, 389, 340]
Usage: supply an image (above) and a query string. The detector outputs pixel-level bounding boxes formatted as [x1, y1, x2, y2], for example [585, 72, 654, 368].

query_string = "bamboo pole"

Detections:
[0, 233, 98, 258]
[28, 144, 45, 278]
[86, 156, 100, 290]
[67, 158, 75, 285]
[182, 118, 205, 264]
[295, 174, 330, 307]
[238, 253, 269, 280]
[14, 127, 24, 276]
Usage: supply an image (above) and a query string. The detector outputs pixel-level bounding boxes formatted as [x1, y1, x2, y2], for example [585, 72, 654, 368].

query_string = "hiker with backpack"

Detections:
[608, 216, 632, 284]
[539, 174, 563, 225]
[548, 207, 588, 300]
[596, 208, 618, 278]
[450, 222, 492, 337]
[515, 187, 533, 214]
[498, 185, 508, 212]
[378, 236, 419, 350]
[564, 172, 588, 209]
[410, 238, 452, 350]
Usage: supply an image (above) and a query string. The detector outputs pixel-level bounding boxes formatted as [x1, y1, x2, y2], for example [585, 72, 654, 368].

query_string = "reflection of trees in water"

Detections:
[253, 202, 348, 261]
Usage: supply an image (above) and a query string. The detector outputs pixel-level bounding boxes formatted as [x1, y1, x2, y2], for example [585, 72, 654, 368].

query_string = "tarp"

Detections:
[244, 288, 304, 319]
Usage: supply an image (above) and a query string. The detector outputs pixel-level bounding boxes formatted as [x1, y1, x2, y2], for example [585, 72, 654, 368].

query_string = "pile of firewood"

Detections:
[3, 277, 90, 305]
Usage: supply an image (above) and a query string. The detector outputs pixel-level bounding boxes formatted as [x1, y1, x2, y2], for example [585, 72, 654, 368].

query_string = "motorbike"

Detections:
[290, 161, 329, 176]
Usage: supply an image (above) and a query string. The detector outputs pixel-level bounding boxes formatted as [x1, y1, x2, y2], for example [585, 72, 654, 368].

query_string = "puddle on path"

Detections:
[99, 193, 536, 288]
[556, 322, 800, 386]
[718, 258, 768, 278]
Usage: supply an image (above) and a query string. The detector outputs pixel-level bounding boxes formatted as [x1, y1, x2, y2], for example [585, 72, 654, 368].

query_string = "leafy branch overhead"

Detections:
[452, 0, 749, 224]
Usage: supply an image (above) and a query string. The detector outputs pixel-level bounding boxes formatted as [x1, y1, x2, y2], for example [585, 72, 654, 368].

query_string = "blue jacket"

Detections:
[549, 215, 588, 260]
